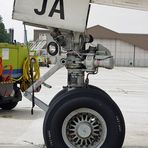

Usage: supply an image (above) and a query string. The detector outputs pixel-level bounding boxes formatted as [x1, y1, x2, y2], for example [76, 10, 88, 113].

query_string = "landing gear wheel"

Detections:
[62, 108, 107, 148]
[43, 87, 125, 148]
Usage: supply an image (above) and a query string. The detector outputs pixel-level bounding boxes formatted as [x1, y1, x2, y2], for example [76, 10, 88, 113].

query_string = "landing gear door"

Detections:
[12, 0, 90, 32]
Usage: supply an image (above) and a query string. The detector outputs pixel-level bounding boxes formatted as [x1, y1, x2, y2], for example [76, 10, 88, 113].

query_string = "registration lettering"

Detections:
[34, 0, 65, 20]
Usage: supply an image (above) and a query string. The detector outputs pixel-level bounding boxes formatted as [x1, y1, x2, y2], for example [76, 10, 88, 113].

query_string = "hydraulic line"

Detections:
[20, 56, 40, 92]
[11, 56, 40, 92]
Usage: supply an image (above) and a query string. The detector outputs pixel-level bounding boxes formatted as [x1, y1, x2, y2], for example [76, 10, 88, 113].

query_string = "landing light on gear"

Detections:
[47, 42, 59, 56]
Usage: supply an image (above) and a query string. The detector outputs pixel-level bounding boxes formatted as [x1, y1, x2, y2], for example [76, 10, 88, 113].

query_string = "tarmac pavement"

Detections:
[0, 67, 148, 148]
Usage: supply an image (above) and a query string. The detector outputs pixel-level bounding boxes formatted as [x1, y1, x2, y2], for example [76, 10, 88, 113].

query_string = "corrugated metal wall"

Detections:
[135, 47, 148, 67]
[94, 39, 148, 67]
[116, 40, 134, 67]
[34, 30, 148, 67]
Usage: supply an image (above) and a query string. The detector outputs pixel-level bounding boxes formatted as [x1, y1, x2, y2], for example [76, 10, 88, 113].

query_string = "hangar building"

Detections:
[87, 25, 148, 67]
[34, 25, 148, 67]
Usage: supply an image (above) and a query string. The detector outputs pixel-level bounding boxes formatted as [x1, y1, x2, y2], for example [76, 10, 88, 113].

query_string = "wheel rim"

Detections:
[62, 108, 107, 148]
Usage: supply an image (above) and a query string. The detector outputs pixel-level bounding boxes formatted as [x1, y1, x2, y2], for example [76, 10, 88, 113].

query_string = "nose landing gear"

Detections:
[23, 29, 125, 148]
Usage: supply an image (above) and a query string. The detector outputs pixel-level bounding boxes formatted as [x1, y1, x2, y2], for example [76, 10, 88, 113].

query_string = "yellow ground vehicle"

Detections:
[0, 43, 40, 110]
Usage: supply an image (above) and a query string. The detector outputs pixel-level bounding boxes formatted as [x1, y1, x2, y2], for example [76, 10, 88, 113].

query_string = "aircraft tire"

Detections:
[49, 85, 105, 106]
[43, 87, 125, 148]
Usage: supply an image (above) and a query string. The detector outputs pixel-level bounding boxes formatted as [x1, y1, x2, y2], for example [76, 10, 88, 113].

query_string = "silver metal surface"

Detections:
[26, 59, 64, 93]
[62, 108, 107, 148]
[24, 92, 49, 112]
[24, 58, 64, 112]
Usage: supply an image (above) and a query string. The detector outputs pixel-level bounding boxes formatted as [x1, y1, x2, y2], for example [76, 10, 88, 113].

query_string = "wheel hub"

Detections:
[62, 108, 107, 148]
[77, 122, 91, 138]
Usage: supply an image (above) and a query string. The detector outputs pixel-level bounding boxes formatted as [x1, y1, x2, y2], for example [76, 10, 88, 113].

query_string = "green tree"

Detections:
[0, 15, 2, 22]
[0, 15, 10, 43]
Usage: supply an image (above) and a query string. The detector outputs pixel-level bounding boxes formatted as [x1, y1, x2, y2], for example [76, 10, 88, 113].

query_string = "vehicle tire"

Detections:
[43, 87, 125, 148]
[14, 87, 22, 101]
[0, 88, 22, 110]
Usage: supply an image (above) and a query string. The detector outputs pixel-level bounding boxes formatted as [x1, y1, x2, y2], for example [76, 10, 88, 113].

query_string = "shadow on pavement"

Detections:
[0, 108, 45, 120]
